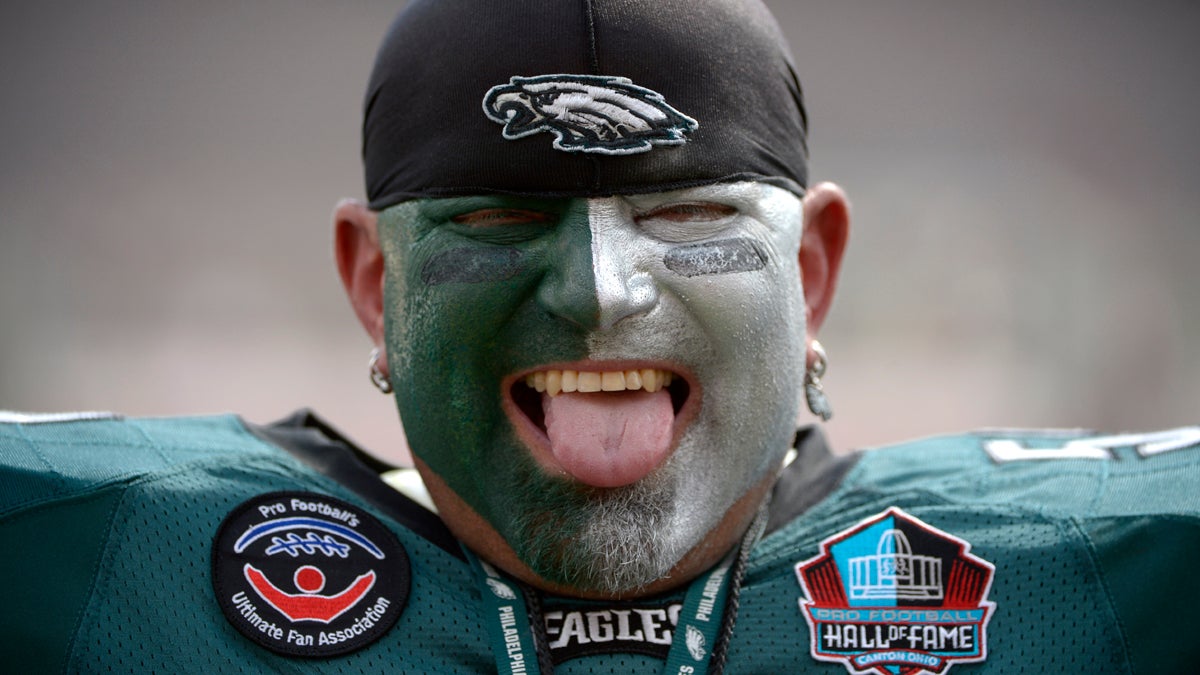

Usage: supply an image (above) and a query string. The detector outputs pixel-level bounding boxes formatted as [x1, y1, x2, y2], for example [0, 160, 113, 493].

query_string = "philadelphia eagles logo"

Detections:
[482, 74, 698, 155]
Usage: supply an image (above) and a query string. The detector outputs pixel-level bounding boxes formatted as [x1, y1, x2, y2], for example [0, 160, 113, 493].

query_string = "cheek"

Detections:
[385, 243, 541, 423]
[401, 243, 535, 344]
[402, 246, 532, 359]
[676, 273, 803, 368]
[404, 245, 534, 359]
[668, 262, 806, 489]
[663, 235, 802, 340]
[384, 250, 539, 498]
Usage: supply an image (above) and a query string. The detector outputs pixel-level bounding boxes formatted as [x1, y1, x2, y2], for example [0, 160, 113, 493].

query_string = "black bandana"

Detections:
[363, 0, 808, 209]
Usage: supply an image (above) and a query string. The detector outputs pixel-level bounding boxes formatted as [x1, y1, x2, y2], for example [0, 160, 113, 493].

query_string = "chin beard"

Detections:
[501, 460, 688, 596]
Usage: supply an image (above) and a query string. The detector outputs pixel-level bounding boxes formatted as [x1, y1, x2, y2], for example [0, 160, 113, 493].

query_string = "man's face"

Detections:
[378, 181, 808, 594]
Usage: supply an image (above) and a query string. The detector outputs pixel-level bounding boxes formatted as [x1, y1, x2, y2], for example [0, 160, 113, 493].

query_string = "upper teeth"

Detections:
[524, 369, 675, 396]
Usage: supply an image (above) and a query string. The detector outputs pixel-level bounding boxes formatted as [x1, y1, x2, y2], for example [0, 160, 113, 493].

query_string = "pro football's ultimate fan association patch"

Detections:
[212, 492, 409, 657]
[482, 74, 698, 155]
[795, 508, 995, 675]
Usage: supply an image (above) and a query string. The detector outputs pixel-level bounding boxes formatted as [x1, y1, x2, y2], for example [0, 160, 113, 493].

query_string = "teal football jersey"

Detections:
[1, 411, 1197, 673]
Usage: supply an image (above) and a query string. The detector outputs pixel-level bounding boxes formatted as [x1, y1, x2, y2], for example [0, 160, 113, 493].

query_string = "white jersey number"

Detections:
[984, 426, 1200, 463]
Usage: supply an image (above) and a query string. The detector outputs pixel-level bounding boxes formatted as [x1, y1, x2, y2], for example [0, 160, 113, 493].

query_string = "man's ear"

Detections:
[334, 199, 386, 347]
[799, 182, 850, 340]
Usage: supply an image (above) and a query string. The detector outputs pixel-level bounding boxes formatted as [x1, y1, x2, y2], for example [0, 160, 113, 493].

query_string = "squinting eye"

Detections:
[452, 208, 555, 227]
[635, 202, 737, 223]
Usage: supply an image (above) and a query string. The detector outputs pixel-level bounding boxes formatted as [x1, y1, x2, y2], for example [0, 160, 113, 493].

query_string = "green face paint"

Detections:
[378, 195, 594, 558]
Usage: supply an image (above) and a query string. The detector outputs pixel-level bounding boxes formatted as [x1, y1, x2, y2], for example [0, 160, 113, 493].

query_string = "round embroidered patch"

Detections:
[212, 491, 409, 657]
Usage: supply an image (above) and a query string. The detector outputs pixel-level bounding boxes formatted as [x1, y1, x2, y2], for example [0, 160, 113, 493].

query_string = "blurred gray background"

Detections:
[1, 1, 1196, 465]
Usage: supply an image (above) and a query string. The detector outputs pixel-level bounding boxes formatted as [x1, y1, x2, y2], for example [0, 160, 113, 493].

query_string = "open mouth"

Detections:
[513, 368, 689, 427]
[508, 367, 692, 488]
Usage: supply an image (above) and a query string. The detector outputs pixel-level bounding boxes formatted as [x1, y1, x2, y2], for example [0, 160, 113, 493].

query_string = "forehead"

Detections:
[388, 181, 804, 225]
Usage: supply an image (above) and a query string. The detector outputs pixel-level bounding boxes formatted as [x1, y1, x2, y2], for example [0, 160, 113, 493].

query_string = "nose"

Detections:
[536, 198, 659, 330]
[591, 224, 659, 330]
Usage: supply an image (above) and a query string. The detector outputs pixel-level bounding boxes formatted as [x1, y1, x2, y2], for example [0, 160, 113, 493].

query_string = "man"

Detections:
[1, 1, 1197, 673]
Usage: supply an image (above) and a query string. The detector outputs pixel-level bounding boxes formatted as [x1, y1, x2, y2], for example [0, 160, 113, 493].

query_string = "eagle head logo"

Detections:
[482, 74, 698, 155]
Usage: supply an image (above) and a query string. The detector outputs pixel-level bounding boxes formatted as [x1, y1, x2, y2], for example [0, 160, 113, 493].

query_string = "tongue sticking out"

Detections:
[543, 389, 675, 487]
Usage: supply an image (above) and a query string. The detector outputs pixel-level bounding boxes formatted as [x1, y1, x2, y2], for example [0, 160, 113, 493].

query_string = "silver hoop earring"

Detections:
[368, 347, 393, 394]
[804, 340, 833, 421]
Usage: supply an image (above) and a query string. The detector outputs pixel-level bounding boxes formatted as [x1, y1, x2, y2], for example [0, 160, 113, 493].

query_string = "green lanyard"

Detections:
[464, 547, 738, 675]
[660, 547, 738, 674]
[464, 551, 543, 675]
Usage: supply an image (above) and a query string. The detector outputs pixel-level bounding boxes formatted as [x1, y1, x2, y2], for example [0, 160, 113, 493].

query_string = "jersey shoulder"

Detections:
[0, 411, 489, 672]
[0, 411, 282, 516]
[850, 425, 1200, 518]
[739, 426, 1200, 673]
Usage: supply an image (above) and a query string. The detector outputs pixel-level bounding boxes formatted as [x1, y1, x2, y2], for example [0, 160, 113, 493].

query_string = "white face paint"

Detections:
[575, 181, 809, 585]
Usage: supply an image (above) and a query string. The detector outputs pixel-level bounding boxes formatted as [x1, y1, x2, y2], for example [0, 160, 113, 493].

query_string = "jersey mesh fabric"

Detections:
[2, 415, 493, 673]
[733, 510, 1129, 672]
[557, 655, 656, 674]
[4, 415, 1198, 672]
[722, 429, 1200, 673]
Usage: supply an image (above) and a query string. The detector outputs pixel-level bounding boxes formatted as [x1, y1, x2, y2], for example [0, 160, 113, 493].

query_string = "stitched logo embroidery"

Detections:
[212, 492, 409, 657]
[542, 600, 683, 664]
[795, 507, 995, 675]
[482, 74, 698, 155]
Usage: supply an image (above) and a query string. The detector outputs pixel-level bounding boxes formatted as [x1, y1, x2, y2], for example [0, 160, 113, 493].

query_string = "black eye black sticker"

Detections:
[212, 492, 409, 658]
[421, 246, 523, 285]
[663, 238, 767, 277]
